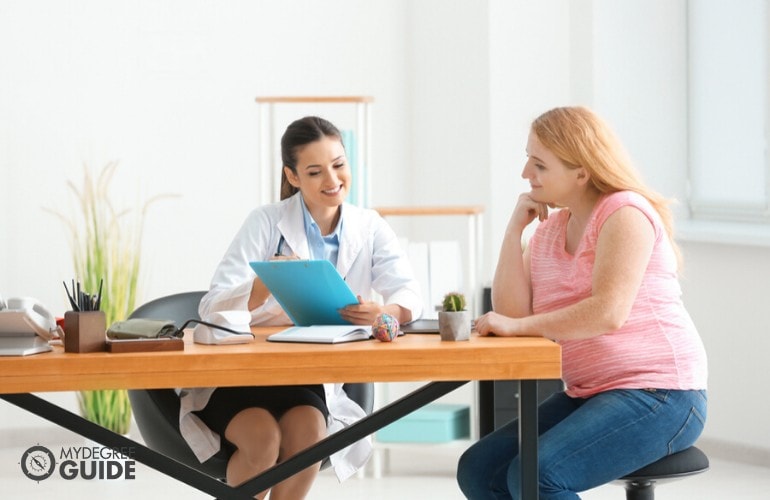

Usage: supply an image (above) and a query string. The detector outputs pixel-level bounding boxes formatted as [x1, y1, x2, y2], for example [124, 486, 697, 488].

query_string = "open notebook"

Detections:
[267, 325, 373, 344]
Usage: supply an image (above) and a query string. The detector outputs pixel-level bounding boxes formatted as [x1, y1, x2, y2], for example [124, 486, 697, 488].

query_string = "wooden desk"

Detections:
[0, 329, 561, 499]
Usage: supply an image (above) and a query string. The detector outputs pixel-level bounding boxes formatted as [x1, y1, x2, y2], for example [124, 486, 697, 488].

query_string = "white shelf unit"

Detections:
[374, 205, 485, 316]
[369, 205, 485, 477]
[255, 95, 373, 206]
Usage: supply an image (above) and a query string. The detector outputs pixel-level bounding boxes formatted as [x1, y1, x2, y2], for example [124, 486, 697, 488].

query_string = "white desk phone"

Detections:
[0, 295, 62, 356]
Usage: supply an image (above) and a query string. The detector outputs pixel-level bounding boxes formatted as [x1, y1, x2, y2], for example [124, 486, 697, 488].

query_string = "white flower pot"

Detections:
[438, 311, 471, 341]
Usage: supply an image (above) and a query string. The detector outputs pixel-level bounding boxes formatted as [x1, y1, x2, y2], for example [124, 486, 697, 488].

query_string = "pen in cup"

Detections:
[63, 279, 103, 312]
[63, 281, 79, 311]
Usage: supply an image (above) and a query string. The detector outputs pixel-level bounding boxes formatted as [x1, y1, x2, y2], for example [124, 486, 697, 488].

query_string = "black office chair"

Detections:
[127, 291, 375, 479]
[613, 445, 709, 500]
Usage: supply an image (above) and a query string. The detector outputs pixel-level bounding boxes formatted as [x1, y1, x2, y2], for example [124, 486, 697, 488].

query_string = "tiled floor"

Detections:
[3, 425, 769, 499]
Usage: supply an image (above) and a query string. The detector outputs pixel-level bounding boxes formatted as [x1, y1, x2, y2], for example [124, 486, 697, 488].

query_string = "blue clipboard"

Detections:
[249, 260, 359, 326]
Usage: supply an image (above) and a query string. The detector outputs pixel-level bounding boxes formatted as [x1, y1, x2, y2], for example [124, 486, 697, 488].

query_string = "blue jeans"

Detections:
[457, 389, 707, 500]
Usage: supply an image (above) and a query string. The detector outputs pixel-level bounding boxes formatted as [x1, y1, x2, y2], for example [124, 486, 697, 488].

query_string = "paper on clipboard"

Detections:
[249, 260, 359, 326]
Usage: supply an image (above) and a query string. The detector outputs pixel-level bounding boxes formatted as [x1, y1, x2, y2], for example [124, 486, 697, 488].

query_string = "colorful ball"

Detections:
[372, 313, 400, 342]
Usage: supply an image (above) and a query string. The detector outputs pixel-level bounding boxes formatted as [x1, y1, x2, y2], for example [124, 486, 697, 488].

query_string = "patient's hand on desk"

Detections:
[474, 311, 519, 337]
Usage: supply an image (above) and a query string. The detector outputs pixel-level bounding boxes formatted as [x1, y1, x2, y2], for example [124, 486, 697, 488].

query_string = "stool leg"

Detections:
[624, 480, 656, 500]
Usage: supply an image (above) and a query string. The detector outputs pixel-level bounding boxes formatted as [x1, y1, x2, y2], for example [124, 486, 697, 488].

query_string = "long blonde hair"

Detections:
[531, 106, 681, 264]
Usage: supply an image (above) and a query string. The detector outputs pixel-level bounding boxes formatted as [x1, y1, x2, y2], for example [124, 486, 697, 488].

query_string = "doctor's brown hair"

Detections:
[279, 116, 344, 200]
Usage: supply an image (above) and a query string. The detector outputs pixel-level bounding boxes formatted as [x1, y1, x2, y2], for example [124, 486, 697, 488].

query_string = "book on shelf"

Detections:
[267, 325, 373, 344]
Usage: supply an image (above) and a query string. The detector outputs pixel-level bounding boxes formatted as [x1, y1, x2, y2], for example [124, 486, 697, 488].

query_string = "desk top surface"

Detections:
[0, 329, 561, 393]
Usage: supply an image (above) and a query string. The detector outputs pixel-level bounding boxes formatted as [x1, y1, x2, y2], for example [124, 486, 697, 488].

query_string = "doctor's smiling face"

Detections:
[279, 116, 351, 231]
[284, 135, 350, 213]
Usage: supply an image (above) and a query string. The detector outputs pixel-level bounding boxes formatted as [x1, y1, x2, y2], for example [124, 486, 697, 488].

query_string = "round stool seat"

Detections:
[615, 446, 709, 500]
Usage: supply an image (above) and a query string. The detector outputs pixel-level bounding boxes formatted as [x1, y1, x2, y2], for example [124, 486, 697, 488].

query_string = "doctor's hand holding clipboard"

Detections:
[191, 116, 423, 496]
[251, 259, 388, 327]
[263, 236, 402, 325]
[338, 295, 383, 325]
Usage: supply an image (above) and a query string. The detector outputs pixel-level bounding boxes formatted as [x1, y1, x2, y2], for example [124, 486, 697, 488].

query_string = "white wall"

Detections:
[1, 0, 768, 463]
[679, 241, 770, 461]
[488, 0, 573, 279]
[0, 0, 414, 425]
[0, 0, 411, 310]
[404, 0, 490, 209]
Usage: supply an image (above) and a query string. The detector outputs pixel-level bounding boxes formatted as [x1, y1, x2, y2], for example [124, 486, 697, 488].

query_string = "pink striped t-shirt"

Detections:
[529, 191, 707, 398]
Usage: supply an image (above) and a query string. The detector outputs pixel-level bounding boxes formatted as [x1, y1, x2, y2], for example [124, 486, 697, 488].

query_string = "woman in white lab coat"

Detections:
[180, 116, 422, 499]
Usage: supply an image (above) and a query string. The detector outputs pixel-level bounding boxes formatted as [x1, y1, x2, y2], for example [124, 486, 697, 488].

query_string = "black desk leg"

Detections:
[519, 380, 538, 500]
[477, 380, 495, 438]
[0, 393, 247, 499]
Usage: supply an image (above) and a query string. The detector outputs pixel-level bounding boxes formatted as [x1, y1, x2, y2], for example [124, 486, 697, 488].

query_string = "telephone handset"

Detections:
[0, 296, 61, 340]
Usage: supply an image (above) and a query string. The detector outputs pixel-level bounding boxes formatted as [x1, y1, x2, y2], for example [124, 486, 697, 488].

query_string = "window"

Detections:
[687, 0, 769, 223]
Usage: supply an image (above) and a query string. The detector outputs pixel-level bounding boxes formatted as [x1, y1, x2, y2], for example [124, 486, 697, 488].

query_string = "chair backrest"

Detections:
[127, 291, 375, 478]
[129, 291, 207, 329]
[127, 291, 230, 477]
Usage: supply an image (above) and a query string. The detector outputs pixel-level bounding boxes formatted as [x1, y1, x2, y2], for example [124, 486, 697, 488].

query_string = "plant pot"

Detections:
[438, 310, 471, 341]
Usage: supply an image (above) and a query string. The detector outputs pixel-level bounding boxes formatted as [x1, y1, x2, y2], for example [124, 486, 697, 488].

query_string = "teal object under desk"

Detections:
[376, 403, 470, 443]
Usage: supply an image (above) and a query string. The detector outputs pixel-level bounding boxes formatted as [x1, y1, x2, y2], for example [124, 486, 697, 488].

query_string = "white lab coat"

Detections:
[180, 193, 422, 481]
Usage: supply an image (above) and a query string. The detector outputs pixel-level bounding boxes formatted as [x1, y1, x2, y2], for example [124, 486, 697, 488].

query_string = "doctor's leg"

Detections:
[269, 405, 327, 500]
[225, 407, 281, 499]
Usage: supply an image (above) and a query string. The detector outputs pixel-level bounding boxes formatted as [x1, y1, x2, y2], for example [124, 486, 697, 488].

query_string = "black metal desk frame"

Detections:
[2, 379, 541, 499]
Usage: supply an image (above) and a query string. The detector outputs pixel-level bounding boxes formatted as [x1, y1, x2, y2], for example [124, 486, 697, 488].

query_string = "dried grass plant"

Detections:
[47, 161, 176, 434]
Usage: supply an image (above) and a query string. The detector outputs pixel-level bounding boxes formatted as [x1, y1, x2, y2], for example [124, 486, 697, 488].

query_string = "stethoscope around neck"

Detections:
[274, 235, 288, 257]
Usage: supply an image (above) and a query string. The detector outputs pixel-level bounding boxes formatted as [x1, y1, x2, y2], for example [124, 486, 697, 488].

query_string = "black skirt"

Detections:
[193, 384, 328, 455]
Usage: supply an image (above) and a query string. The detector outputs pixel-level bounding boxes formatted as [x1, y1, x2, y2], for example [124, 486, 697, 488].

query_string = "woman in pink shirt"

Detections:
[457, 106, 707, 499]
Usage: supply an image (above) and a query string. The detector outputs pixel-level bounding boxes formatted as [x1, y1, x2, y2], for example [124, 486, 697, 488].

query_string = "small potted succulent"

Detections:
[438, 292, 471, 341]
